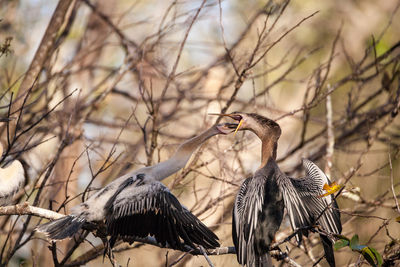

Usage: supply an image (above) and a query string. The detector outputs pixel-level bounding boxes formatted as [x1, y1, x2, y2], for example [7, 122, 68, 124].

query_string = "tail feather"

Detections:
[35, 215, 85, 240]
[321, 234, 335, 267]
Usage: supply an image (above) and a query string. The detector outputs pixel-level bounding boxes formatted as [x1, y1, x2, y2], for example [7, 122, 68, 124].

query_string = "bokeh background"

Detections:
[0, 0, 399, 266]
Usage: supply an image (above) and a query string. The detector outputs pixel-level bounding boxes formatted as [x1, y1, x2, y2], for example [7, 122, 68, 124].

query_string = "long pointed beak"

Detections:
[209, 113, 243, 136]
[233, 119, 244, 136]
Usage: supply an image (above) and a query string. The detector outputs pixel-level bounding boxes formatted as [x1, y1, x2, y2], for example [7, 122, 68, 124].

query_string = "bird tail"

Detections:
[321, 234, 336, 267]
[255, 253, 273, 267]
[35, 215, 85, 240]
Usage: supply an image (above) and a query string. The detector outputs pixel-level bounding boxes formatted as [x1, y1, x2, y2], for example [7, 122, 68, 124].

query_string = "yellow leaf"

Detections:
[323, 183, 330, 191]
[396, 216, 400, 223]
[318, 182, 343, 198]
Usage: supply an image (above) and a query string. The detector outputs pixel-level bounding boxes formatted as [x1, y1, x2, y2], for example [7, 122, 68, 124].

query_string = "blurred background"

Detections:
[0, 0, 399, 266]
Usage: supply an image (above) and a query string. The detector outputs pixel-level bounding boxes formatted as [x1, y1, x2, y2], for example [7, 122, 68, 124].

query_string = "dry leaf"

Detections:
[318, 182, 343, 198]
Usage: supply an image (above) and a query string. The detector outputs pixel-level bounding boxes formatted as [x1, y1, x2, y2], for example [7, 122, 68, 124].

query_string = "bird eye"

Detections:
[232, 115, 242, 121]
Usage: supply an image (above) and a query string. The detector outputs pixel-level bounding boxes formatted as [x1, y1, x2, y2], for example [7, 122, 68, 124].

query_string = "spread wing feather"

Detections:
[287, 159, 341, 235]
[105, 175, 219, 250]
[281, 159, 342, 267]
[232, 177, 267, 266]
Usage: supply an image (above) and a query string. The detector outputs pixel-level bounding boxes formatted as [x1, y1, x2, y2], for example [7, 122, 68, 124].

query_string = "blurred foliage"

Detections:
[335, 234, 383, 267]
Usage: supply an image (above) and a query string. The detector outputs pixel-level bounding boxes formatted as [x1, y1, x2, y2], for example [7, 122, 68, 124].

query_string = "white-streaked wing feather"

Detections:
[285, 159, 341, 235]
[233, 176, 266, 265]
[232, 177, 250, 264]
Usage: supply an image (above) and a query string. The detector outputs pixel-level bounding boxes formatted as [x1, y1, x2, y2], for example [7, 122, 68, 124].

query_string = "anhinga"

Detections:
[215, 112, 341, 267]
[36, 123, 236, 251]
[0, 117, 25, 206]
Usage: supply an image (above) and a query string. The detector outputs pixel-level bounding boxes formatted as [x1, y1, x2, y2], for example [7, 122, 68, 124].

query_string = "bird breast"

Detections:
[0, 160, 25, 206]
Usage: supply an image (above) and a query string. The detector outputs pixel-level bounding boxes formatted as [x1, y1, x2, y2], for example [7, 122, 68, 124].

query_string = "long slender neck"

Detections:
[149, 127, 219, 181]
[260, 136, 277, 167]
[250, 126, 278, 168]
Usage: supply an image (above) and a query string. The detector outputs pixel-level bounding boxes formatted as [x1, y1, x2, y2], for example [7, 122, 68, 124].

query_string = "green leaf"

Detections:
[350, 235, 360, 250]
[369, 247, 383, 266]
[375, 40, 390, 57]
[362, 247, 377, 267]
[334, 239, 349, 250]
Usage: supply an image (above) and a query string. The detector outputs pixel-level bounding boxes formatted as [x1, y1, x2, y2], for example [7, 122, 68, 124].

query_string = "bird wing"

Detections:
[286, 159, 341, 236]
[232, 177, 265, 266]
[232, 177, 250, 264]
[105, 174, 219, 250]
[280, 172, 313, 241]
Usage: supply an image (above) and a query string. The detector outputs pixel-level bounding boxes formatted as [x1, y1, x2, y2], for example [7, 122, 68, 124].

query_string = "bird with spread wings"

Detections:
[213, 112, 341, 267]
[36, 123, 236, 253]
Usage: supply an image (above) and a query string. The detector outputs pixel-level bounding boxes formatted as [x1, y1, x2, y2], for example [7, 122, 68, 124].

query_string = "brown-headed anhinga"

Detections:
[215, 112, 341, 267]
[36, 123, 236, 252]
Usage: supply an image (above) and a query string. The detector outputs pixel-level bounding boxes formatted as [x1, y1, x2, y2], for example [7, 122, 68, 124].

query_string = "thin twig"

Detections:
[389, 149, 400, 214]
[198, 245, 215, 267]
[325, 93, 334, 178]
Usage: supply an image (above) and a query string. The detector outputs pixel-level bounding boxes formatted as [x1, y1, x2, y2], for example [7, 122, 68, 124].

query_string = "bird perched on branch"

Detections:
[36, 123, 236, 252]
[214, 112, 341, 267]
[0, 118, 25, 206]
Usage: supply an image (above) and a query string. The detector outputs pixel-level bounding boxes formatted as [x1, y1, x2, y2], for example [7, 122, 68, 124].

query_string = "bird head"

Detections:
[210, 112, 281, 139]
[215, 123, 239, 135]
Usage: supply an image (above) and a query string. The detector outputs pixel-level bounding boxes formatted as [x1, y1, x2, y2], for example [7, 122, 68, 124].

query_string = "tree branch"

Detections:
[0, 203, 301, 266]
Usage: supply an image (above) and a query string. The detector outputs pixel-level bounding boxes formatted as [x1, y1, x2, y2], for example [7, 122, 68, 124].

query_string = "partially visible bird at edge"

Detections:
[36, 123, 236, 254]
[0, 118, 25, 206]
[213, 112, 342, 267]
